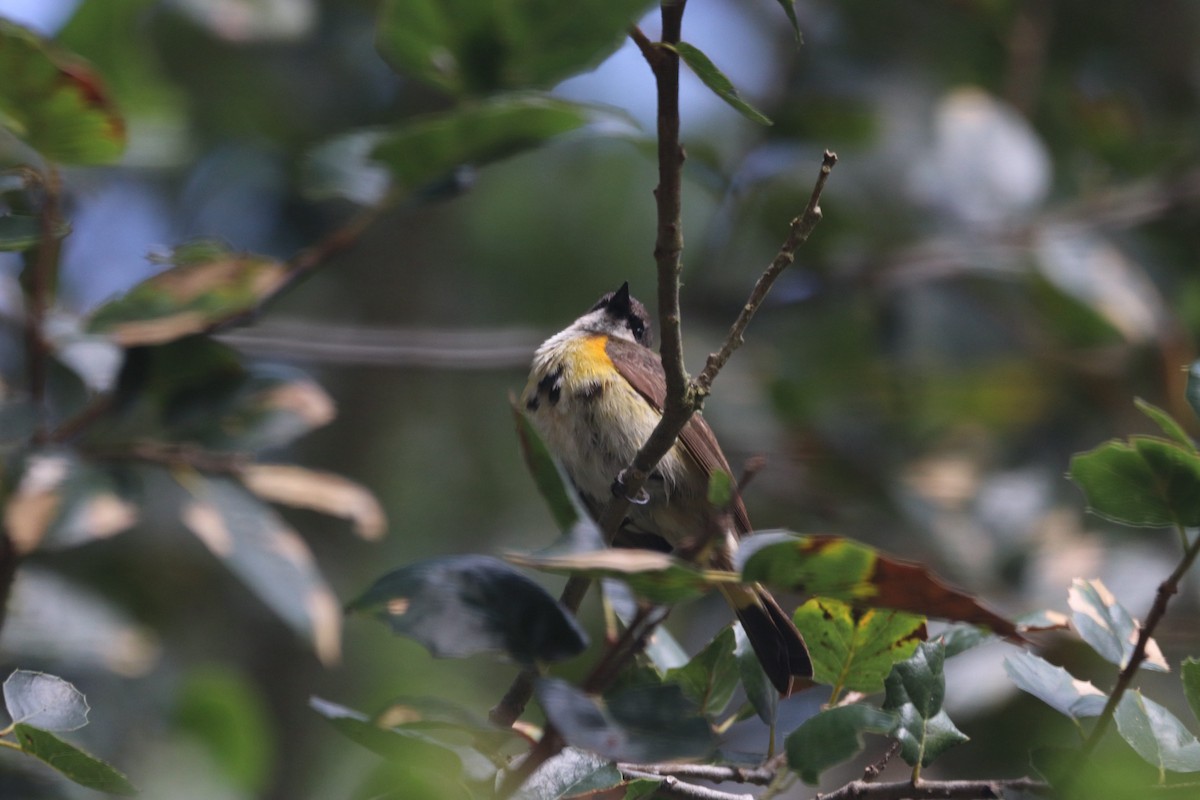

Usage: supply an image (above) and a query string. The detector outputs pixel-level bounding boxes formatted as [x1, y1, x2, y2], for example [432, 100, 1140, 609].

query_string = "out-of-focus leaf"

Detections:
[372, 695, 523, 755]
[0, 20, 125, 164]
[1184, 658, 1200, 727]
[883, 641, 968, 767]
[3, 671, 89, 732]
[1068, 578, 1167, 672]
[739, 532, 1020, 638]
[664, 626, 739, 716]
[1135, 398, 1195, 451]
[175, 666, 275, 795]
[13, 724, 136, 795]
[535, 678, 714, 763]
[376, 0, 654, 95]
[1003, 651, 1107, 720]
[938, 624, 991, 657]
[303, 130, 392, 204]
[87, 244, 289, 346]
[240, 464, 385, 540]
[0, 215, 70, 252]
[1017, 609, 1072, 633]
[511, 747, 621, 800]
[1115, 691, 1200, 774]
[733, 621, 777, 726]
[604, 580, 688, 671]
[672, 43, 772, 126]
[514, 405, 581, 532]
[773, 0, 802, 42]
[509, 549, 711, 604]
[347, 555, 587, 664]
[1069, 437, 1200, 528]
[2, 452, 136, 556]
[1187, 362, 1200, 423]
[784, 705, 896, 785]
[706, 469, 734, 509]
[310, 697, 464, 774]
[180, 475, 342, 665]
[792, 597, 925, 695]
[369, 96, 604, 196]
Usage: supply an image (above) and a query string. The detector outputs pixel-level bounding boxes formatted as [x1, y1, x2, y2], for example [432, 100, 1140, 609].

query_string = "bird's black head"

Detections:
[589, 282, 653, 346]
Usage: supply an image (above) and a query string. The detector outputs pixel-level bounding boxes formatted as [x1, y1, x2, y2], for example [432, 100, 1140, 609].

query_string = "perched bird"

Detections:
[522, 282, 811, 694]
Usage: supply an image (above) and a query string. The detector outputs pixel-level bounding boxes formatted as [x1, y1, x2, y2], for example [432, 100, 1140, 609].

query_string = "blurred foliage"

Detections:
[0, 0, 1198, 797]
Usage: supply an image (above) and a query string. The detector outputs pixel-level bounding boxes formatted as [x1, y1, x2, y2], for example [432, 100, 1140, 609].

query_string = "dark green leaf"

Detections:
[536, 678, 715, 763]
[733, 622, 777, 727]
[369, 96, 607, 197]
[0, 20, 125, 164]
[175, 666, 274, 794]
[1135, 398, 1195, 451]
[510, 549, 711, 604]
[938, 624, 992, 657]
[1069, 437, 1200, 527]
[773, 0, 803, 43]
[1068, 578, 1167, 672]
[511, 748, 621, 800]
[883, 641, 968, 767]
[376, 0, 655, 95]
[792, 597, 925, 695]
[3, 671, 89, 732]
[13, 724, 136, 795]
[310, 697, 463, 774]
[1003, 651, 1107, 719]
[0, 215, 70, 252]
[1114, 691, 1200, 773]
[347, 555, 587, 664]
[738, 532, 1020, 638]
[87, 243, 289, 346]
[1188, 362, 1200, 424]
[1184, 658, 1200, 727]
[784, 705, 896, 785]
[664, 627, 739, 716]
[514, 406, 582, 532]
[604, 580, 688, 671]
[673, 43, 772, 126]
[179, 475, 342, 665]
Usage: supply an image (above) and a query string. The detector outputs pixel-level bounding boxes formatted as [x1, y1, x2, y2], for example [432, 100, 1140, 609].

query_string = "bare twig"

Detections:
[24, 166, 63, 443]
[1074, 527, 1200, 772]
[621, 768, 757, 800]
[620, 762, 776, 786]
[812, 777, 1051, 800]
[862, 741, 901, 782]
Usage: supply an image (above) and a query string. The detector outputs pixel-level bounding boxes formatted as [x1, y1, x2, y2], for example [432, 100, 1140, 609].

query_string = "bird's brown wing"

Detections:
[605, 337, 752, 536]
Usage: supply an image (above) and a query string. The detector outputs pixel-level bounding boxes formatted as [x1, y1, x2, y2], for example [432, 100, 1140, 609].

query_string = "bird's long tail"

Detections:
[719, 583, 812, 696]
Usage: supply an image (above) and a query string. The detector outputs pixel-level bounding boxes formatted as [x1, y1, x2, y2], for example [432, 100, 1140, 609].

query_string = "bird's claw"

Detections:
[612, 469, 650, 505]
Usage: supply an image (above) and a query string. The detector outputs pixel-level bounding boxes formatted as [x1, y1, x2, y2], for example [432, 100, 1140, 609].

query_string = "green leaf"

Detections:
[673, 43, 772, 126]
[87, 243, 289, 346]
[1003, 651, 1107, 719]
[347, 555, 588, 664]
[509, 548, 711, 604]
[738, 532, 1020, 638]
[706, 469, 734, 509]
[773, 0, 803, 43]
[785, 705, 896, 785]
[1068, 578, 1168, 672]
[535, 678, 714, 763]
[664, 627, 739, 716]
[0, 20, 126, 164]
[375, 0, 655, 96]
[0, 215, 70, 252]
[1184, 658, 1200, 727]
[3, 671, 89, 732]
[1188, 361, 1200, 424]
[13, 724, 136, 795]
[733, 621, 777, 727]
[939, 624, 992, 657]
[514, 405, 582, 532]
[175, 666, 275, 795]
[310, 697, 464, 774]
[1135, 398, 1196, 451]
[883, 641, 968, 767]
[792, 597, 925, 695]
[511, 748, 622, 800]
[179, 475, 343, 666]
[1115, 691, 1200, 774]
[368, 96, 609, 197]
[1069, 437, 1200, 527]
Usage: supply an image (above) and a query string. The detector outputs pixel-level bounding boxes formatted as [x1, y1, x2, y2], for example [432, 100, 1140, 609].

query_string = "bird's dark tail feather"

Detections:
[720, 584, 812, 696]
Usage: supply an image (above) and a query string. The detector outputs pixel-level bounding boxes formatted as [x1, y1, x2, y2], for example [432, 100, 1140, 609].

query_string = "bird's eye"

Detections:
[630, 320, 645, 340]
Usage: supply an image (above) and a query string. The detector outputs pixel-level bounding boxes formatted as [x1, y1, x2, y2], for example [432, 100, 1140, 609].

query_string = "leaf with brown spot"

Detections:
[792, 597, 926, 696]
[179, 474, 341, 665]
[0, 20, 125, 164]
[739, 532, 1021, 640]
[1068, 578, 1167, 672]
[87, 242, 289, 346]
[241, 464, 385, 540]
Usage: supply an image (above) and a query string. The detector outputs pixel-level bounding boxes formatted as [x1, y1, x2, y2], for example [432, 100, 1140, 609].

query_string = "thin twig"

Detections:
[25, 166, 63, 444]
[811, 777, 1051, 800]
[862, 741, 901, 782]
[621, 768, 757, 800]
[620, 762, 776, 786]
[1074, 527, 1200, 771]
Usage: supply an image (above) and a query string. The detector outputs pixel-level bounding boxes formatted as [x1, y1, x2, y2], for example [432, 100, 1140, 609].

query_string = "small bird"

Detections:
[522, 282, 811, 694]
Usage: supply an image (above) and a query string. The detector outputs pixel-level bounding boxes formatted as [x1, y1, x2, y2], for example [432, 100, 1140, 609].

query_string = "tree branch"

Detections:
[620, 762, 775, 786]
[24, 166, 63, 443]
[621, 768, 757, 800]
[813, 777, 1051, 800]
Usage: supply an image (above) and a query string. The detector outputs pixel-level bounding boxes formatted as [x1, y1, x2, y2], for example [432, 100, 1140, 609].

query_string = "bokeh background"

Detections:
[2, 0, 1199, 797]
